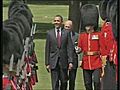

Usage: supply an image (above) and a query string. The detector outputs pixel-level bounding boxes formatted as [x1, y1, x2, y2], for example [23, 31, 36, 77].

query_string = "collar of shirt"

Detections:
[55, 27, 61, 37]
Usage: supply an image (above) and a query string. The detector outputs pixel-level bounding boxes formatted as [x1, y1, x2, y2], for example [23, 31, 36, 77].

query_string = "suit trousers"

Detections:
[51, 58, 68, 90]
[69, 69, 77, 90]
[83, 68, 101, 90]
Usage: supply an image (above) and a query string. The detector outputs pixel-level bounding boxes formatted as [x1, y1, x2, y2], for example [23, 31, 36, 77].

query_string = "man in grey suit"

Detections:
[64, 20, 80, 90]
[45, 15, 73, 90]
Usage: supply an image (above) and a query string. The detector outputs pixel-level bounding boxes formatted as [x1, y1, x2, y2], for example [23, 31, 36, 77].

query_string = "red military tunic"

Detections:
[78, 32, 106, 70]
[109, 40, 118, 65]
[2, 75, 17, 90]
[101, 21, 118, 81]
[101, 21, 115, 58]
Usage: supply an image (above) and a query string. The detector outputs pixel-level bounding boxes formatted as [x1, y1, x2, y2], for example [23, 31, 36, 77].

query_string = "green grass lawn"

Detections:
[3, 2, 69, 32]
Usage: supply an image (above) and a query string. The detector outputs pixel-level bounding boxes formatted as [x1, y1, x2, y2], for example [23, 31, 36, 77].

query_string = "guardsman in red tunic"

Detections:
[100, 20, 117, 79]
[101, 21, 114, 56]
[99, 0, 118, 89]
[106, 0, 118, 83]
[78, 4, 106, 90]
[101, 17, 118, 82]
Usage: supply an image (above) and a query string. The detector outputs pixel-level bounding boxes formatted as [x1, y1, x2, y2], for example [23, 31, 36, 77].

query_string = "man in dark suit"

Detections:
[64, 20, 80, 90]
[45, 15, 73, 90]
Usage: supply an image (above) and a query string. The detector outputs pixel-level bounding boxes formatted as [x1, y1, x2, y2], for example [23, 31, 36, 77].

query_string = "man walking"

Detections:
[64, 20, 80, 90]
[78, 4, 106, 90]
[45, 15, 73, 90]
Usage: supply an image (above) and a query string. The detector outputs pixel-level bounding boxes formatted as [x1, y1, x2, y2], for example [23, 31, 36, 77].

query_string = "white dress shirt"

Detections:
[55, 27, 61, 38]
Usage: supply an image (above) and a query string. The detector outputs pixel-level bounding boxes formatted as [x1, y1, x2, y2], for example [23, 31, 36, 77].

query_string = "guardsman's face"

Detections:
[85, 26, 94, 33]
[53, 17, 63, 29]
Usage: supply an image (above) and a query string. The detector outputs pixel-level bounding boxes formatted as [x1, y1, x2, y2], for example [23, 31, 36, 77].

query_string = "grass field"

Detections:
[3, 2, 85, 90]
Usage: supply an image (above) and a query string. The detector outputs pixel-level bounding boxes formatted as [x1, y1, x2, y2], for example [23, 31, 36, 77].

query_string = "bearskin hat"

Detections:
[99, 0, 110, 21]
[80, 4, 99, 31]
[107, 0, 117, 39]
[106, 0, 113, 21]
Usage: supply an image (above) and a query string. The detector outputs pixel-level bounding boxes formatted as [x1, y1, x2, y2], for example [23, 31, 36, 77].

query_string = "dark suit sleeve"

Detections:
[45, 31, 50, 66]
[67, 31, 73, 63]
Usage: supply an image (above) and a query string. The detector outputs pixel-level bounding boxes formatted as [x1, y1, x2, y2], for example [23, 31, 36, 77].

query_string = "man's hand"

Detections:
[101, 66, 105, 78]
[68, 63, 73, 71]
[101, 55, 107, 66]
[46, 65, 51, 73]
[79, 61, 82, 68]
[75, 46, 81, 54]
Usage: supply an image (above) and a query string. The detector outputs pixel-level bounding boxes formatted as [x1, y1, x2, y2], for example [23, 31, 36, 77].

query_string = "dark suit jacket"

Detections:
[45, 28, 73, 69]
[71, 31, 79, 69]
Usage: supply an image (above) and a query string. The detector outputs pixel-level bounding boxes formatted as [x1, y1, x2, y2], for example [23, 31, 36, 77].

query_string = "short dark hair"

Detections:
[55, 15, 63, 22]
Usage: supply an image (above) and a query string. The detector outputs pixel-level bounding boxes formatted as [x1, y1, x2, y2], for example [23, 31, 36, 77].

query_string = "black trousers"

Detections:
[83, 68, 101, 90]
[51, 60, 68, 90]
[101, 60, 117, 90]
[69, 69, 77, 90]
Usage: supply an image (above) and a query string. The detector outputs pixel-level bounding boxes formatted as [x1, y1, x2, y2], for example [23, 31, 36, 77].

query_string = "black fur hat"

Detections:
[99, 0, 109, 21]
[107, 0, 117, 39]
[80, 4, 99, 31]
